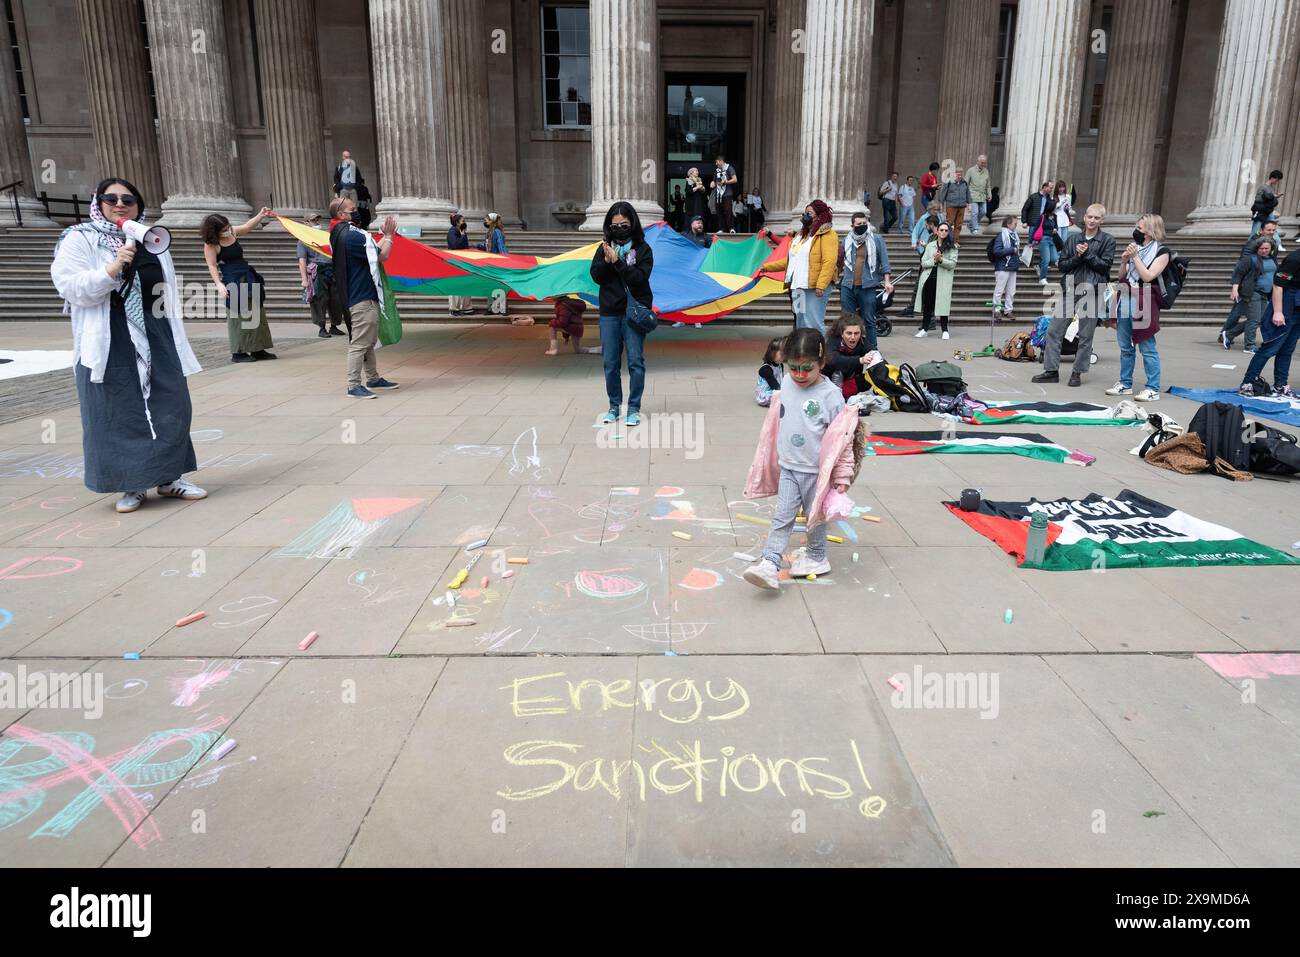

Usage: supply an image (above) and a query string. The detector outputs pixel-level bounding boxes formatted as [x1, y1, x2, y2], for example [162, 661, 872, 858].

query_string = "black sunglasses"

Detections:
[101, 193, 138, 207]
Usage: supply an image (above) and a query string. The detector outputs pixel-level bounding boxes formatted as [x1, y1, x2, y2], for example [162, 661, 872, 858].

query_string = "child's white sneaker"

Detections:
[791, 553, 831, 578]
[743, 559, 781, 590]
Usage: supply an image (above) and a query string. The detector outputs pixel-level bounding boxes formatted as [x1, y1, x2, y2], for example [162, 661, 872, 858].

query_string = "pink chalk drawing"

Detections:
[655, 486, 685, 497]
[677, 568, 723, 591]
[276, 497, 424, 559]
[1197, 654, 1300, 680]
[0, 556, 84, 581]
[169, 660, 239, 707]
[0, 718, 226, 846]
[573, 568, 648, 600]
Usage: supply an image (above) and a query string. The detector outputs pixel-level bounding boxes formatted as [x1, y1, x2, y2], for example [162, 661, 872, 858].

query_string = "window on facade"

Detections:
[1085, 5, 1113, 134]
[4, 0, 28, 121]
[137, 0, 158, 122]
[542, 5, 590, 127]
[991, 4, 1015, 133]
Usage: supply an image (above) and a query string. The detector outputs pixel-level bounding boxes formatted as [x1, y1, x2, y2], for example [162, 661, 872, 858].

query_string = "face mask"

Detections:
[610, 224, 632, 241]
[1132, 229, 1145, 243]
[801, 213, 814, 226]
[853, 224, 868, 236]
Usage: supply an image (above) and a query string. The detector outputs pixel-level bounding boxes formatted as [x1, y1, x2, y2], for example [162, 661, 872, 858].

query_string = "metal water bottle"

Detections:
[1024, 511, 1049, 566]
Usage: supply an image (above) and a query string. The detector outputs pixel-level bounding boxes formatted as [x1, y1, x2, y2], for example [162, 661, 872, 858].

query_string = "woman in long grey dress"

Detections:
[50, 177, 207, 513]
[202, 208, 275, 362]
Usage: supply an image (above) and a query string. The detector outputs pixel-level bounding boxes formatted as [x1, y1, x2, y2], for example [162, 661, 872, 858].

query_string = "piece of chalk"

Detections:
[298, 631, 319, 651]
[480, 576, 489, 588]
[445, 618, 477, 627]
[852, 552, 859, 562]
[827, 535, 844, 544]
[734, 512, 770, 527]
[445, 590, 457, 607]
[212, 739, 237, 761]
[507, 557, 529, 565]
[502, 570, 515, 579]
[123, 652, 141, 660]
[465, 539, 488, 551]
[861, 515, 882, 524]
[447, 569, 469, 589]
[1004, 608, 1014, 624]
[671, 531, 692, 541]
[175, 611, 206, 627]
[887, 677, 904, 692]
[733, 552, 757, 562]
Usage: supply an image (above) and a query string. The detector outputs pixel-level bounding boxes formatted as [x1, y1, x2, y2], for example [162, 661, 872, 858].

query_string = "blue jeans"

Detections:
[1116, 293, 1161, 391]
[1037, 236, 1058, 281]
[898, 203, 916, 233]
[792, 287, 829, 338]
[1243, 288, 1300, 385]
[840, 283, 879, 350]
[599, 314, 646, 413]
[967, 201, 988, 231]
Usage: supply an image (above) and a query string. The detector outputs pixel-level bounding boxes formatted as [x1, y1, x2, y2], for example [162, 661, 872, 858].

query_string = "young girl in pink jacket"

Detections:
[743, 328, 865, 589]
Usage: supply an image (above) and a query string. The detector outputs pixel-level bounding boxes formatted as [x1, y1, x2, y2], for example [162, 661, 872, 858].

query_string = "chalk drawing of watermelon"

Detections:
[574, 568, 647, 600]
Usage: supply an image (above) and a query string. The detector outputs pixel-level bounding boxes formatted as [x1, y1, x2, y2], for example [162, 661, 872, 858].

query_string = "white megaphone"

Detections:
[117, 218, 171, 255]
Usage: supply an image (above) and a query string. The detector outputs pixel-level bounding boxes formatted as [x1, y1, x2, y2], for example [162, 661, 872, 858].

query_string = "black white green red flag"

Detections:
[864, 431, 1094, 465]
[946, 489, 1300, 570]
[962, 400, 1146, 427]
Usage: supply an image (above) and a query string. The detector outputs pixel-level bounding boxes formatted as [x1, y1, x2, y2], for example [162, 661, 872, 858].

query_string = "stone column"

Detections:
[934, 0, 999, 174]
[369, 0, 455, 227]
[444, 0, 493, 220]
[0, 17, 55, 226]
[1091, 0, 1173, 223]
[797, 0, 875, 230]
[992, 0, 1090, 217]
[253, 0, 328, 219]
[1277, 63, 1300, 233]
[764, 0, 805, 224]
[142, 0, 251, 226]
[77, 0, 165, 218]
[1181, 0, 1300, 234]
[581, 0, 662, 230]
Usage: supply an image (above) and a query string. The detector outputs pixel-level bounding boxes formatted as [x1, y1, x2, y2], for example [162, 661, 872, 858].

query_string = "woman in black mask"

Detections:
[446, 212, 473, 316]
[590, 202, 655, 426]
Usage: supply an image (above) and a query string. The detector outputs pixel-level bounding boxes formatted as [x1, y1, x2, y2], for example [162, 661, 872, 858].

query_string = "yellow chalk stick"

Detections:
[827, 535, 844, 544]
[733, 512, 771, 527]
[447, 569, 469, 589]
[671, 531, 692, 541]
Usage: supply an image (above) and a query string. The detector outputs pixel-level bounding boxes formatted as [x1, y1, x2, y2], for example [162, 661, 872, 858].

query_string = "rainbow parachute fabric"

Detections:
[277, 217, 790, 322]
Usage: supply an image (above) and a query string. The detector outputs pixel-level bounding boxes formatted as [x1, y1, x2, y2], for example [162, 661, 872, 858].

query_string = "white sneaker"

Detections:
[115, 491, 147, 513]
[941, 331, 951, 340]
[1135, 388, 1161, 402]
[790, 553, 831, 578]
[743, 559, 781, 590]
[914, 329, 928, 338]
[1105, 383, 1133, 396]
[156, 478, 208, 501]
[1039, 278, 1048, 285]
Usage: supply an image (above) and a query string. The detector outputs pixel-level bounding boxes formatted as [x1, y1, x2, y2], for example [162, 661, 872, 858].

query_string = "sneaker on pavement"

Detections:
[914, 329, 928, 338]
[1238, 383, 1255, 397]
[1068, 373, 1082, 387]
[625, 412, 641, 427]
[1105, 383, 1133, 396]
[115, 491, 147, 513]
[348, 386, 378, 399]
[941, 331, 951, 340]
[601, 408, 619, 424]
[743, 559, 781, 590]
[1244, 348, 1256, 354]
[157, 478, 208, 500]
[790, 553, 831, 578]
[1275, 384, 1296, 397]
[1135, 388, 1161, 402]
[1031, 371, 1059, 383]
[366, 377, 399, 390]
[1219, 330, 1231, 350]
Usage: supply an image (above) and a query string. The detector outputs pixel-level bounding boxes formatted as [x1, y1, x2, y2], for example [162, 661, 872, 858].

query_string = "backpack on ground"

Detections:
[863, 361, 927, 412]
[1155, 246, 1189, 309]
[1247, 424, 1300, 476]
[912, 359, 967, 396]
[1188, 401, 1251, 475]
[996, 331, 1037, 361]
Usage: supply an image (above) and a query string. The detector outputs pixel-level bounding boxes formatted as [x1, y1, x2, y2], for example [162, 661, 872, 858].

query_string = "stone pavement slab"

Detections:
[212, 485, 437, 551]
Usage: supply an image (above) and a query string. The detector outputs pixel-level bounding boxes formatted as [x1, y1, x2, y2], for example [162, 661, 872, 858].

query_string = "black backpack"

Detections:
[912, 360, 967, 396]
[1247, 425, 1300, 476]
[1188, 401, 1250, 475]
[1156, 247, 1190, 309]
[986, 236, 999, 264]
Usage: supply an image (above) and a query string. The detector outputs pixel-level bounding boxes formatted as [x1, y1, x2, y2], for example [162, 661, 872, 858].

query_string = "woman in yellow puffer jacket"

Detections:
[762, 199, 838, 338]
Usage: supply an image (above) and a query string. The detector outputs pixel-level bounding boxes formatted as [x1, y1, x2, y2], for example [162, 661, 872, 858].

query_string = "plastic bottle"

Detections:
[1024, 511, 1049, 566]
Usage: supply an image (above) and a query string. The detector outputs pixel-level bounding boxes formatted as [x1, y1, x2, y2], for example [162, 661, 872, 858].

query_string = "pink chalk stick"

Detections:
[502, 570, 515, 579]
[175, 611, 206, 627]
[298, 631, 319, 651]
[480, 576, 489, 588]
[887, 677, 904, 692]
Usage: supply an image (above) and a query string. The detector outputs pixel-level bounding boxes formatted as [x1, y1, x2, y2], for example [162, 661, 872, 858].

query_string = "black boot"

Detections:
[1031, 370, 1058, 383]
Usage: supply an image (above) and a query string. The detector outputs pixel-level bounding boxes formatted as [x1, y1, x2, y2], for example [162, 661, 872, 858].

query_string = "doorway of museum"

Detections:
[665, 72, 746, 234]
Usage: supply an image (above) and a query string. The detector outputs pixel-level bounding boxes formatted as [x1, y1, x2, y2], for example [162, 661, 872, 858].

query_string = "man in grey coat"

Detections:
[1033, 204, 1114, 387]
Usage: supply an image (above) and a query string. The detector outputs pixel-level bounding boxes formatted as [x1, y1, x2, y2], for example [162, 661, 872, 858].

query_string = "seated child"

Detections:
[756, 335, 786, 406]
[546, 297, 599, 355]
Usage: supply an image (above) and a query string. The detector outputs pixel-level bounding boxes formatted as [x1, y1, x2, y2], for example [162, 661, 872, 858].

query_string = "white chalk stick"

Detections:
[212, 739, 237, 761]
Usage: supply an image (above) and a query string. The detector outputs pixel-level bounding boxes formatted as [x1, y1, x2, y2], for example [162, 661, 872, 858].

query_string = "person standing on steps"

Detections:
[939, 168, 972, 245]
[964, 155, 992, 235]
[877, 172, 900, 234]
[50, 176, 207, 514]
[1032, 204, 1113, 388]
[201, 208, 276, 363]
[446, 211, 474, 316]
[914, 220, 957, 339]
[1022, 181, 1058, 285]
[590, 201, 655, 427]
[333, 149, 361, 201]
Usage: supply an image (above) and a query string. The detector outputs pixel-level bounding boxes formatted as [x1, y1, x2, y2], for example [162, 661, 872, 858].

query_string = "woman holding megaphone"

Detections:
[50, 177, 207, 514]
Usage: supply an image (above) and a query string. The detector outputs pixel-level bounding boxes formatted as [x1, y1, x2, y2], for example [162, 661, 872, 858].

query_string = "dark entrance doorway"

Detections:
[665, 72, 746, 233]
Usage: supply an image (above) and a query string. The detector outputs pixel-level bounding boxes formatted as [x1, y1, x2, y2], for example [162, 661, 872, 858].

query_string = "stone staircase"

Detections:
[0, 225, 1255, 329]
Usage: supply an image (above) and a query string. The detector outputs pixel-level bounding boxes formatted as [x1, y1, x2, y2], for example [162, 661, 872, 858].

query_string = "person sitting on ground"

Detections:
[756, 335, 786, 407]
[823, 313, 876, 399]
[546, 297, 600, 356]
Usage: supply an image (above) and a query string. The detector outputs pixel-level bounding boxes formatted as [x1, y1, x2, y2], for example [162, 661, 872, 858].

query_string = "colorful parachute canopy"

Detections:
[277, 216, 790, 322]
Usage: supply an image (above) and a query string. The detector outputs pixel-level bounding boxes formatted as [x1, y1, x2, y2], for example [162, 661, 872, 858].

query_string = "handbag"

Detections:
[623, 281, 657, 335]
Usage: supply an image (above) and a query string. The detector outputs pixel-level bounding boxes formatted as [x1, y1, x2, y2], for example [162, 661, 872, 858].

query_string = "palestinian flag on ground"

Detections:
[864, 431, 1094, 466]
[965, 400, 1145, 427]
[947, 489, 1300, 571]
[276, 217, 788, 322]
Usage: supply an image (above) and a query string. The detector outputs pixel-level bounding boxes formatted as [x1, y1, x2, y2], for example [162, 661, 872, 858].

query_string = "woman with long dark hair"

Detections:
[913, 220, 958, 338]
[50, 177, 206, 513]
[589, 201, 655, 426]
[202, 207, 275, 362]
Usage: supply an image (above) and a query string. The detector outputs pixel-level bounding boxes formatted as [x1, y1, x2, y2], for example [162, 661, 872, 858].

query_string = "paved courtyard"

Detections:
[1, 318, 1298, 867]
